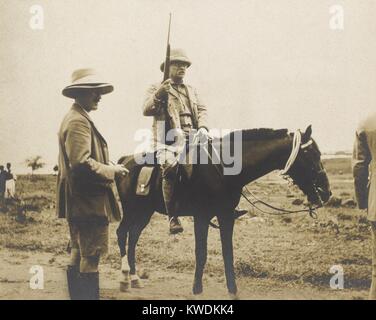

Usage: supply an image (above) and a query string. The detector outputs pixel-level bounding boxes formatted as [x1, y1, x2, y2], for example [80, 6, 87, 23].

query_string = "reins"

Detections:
[241, 185, 318, 219]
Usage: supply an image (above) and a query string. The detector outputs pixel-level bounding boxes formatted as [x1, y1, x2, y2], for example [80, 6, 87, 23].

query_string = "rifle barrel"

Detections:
[163, 13, 172, 82]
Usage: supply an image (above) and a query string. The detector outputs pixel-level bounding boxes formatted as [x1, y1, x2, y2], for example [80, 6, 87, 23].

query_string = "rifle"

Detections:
[162, 13, 172, 144]
[163, 13, 172, 82]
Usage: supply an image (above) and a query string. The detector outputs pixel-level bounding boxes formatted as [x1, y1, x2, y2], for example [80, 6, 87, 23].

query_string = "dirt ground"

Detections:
[0, 247, 367, 300]
[0, 158, 372, 300]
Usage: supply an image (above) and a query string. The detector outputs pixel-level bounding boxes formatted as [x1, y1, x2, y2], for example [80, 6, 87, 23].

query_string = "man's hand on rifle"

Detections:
[155, 79, 172, 100]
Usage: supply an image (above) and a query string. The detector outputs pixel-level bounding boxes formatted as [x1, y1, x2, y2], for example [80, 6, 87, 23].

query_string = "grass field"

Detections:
[0, 157, 373, 299]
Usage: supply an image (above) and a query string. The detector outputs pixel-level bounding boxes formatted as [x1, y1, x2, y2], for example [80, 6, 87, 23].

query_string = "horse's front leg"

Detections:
[217, 213, 238, 299]
[192, 215, 210, 295]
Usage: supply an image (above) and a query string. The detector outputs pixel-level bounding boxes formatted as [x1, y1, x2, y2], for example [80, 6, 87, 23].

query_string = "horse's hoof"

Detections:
[130, 275, 144, 289]
[121, 256, 130, 273]
[131, 279, 144, 289]
[192, 286, 203, 296]
[228, 293, 240, 300]
[120, 280, 130, 292]
[191, 293, 203, 300]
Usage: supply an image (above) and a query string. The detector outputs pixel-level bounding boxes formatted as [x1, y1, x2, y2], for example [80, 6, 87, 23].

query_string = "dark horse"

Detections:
[115, 126, 331, 298]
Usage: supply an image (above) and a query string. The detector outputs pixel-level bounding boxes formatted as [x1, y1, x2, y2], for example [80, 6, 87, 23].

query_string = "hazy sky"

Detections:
[1, 0, 376, 173]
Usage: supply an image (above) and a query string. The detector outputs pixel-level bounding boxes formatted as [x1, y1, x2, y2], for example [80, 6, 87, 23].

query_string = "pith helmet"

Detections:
[160, 48, 192, 72]
[62, 68, 114, 98]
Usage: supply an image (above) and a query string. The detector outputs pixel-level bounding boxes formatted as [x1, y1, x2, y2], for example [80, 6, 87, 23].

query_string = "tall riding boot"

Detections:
[162, 177, 183, 234]
[66, 265, 82, 300]
[80, 272, 100, 300]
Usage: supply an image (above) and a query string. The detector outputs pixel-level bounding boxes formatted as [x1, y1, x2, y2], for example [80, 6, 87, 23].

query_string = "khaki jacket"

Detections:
[56, 104, 122, 223]
[352, 112, 376, 221]
[143, 83, 209, 150]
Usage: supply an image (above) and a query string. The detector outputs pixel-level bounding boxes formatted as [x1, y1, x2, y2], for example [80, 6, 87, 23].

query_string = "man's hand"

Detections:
[193, 127, 210, 145]
[113, 164, 129, 177]
[155, 79, 172, 100]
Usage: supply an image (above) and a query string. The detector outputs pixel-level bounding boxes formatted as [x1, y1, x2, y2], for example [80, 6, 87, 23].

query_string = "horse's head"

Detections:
[283, 125, 331, 207]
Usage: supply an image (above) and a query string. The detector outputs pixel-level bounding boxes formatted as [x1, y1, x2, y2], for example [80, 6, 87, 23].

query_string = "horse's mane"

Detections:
[225, 128, 289, 141]
[118, 129, 289, 164]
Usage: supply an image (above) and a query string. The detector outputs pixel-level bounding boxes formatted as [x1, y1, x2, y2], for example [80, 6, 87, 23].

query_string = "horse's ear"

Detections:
[302, 125, 312, 142]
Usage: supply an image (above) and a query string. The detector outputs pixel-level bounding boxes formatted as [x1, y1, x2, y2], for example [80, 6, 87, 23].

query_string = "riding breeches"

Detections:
[157, 148, 179, 217]
[68, 221, 109, 258]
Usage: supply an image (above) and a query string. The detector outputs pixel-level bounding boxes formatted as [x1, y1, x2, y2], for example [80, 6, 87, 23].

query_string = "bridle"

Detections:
[202, 130, 325, 219]
[241, 130, 325, 218]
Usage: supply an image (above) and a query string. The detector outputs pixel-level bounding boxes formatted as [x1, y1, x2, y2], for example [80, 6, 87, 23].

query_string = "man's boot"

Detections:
[66, 265, 82, 300]
[80, 272, 100, 300]
[162, 176, 183, 234]
[169, 216, 183, 234]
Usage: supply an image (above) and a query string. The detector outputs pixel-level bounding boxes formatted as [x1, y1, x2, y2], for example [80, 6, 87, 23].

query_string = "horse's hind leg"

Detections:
[192, 215, 210, 295]
[218, 214, 238, 299]
[117, 213, 132, 292]
[127, 210, 154, 289]
[116, 216, 129, 258]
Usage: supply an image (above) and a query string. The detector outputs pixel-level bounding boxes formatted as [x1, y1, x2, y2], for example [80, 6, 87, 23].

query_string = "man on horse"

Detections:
[143, 48, 210, 234]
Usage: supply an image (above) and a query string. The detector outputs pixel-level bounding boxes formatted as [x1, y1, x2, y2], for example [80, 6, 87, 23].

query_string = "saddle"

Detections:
[134, 152, 193, 197]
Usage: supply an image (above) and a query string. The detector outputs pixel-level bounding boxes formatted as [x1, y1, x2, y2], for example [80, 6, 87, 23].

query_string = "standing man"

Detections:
[5, 162, 16, 200]
[143, 49, 210, 234]
[352, 112, 376, 299]
[57, 68, 128, 300]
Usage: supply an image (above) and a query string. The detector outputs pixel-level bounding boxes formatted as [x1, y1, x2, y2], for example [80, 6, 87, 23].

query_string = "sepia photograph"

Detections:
[0, 0, 376, 305]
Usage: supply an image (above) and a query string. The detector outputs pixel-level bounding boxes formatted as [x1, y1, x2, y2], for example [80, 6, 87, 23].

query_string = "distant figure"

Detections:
[53, 165, 58, 176]
[352, 112, 376, 300]
[0, 166, 6, 207]
[5, 162, 16, 199]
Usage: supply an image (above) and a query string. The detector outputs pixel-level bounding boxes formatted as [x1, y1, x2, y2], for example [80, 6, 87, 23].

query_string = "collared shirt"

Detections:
[170, 82, 193, 134]
[74, 103, 92, 120]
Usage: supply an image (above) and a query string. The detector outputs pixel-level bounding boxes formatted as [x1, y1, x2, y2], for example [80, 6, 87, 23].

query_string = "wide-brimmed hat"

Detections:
[160, 48, 192, 72]
[62, 68, 114, 98]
